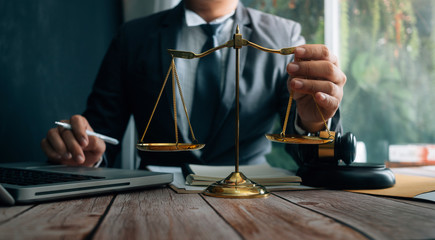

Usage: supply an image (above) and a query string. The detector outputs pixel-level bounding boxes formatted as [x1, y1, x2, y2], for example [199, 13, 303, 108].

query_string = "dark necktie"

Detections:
[191, 23, 224, 143]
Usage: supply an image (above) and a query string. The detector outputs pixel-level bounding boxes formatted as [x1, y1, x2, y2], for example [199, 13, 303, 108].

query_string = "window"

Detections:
[340, 0, 435, 164]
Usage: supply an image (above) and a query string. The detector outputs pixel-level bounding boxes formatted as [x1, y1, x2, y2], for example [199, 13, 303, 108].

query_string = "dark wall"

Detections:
[0, 0, 122, 163]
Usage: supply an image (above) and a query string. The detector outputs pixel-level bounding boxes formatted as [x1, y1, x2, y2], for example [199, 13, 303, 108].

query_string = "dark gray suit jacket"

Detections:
[83, 2, 342, 168]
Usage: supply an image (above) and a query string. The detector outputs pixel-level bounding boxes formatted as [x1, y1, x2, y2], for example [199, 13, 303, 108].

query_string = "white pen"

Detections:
[54, 121, 119, 145]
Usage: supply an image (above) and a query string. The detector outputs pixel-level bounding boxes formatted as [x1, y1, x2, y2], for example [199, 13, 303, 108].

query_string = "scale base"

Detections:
[203, 172, 270, 198]
[297, 163, 396, 189]
[136, 142, 205, 152]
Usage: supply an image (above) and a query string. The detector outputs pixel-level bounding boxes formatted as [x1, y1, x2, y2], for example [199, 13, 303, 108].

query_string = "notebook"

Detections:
[0, 161, 173, 206]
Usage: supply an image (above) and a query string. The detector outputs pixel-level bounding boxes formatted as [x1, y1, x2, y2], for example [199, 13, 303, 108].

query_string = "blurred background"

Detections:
[248, 0, 435, 169]
[1, 0, 434, 169]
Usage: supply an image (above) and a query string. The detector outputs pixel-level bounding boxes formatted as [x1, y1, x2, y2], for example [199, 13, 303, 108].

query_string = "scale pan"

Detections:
[136, 143, 205, 152]
[265, 134, 333, 145]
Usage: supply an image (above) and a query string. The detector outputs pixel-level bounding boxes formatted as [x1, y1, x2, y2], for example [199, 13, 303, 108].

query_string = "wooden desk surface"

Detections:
[1, 187, 435, 240]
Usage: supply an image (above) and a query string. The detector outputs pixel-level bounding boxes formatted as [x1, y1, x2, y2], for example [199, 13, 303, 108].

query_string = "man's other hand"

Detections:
[41, 115, 106, 167]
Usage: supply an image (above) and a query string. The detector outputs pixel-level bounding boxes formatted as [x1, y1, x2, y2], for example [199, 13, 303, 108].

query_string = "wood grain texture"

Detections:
[93, 188, 241, 240]
[0, 195, 112, 240]
[275, 190, 435, 240]
[203, 194, 366, 240]
[388, 197, 435, 210]
[0, 205, 33, 224]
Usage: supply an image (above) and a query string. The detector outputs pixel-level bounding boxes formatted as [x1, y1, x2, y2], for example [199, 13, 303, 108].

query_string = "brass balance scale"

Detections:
[136, 26, 337, 198]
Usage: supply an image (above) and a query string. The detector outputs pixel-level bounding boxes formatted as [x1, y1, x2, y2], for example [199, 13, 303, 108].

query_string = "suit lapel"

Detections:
[205, 3, 252, 148]
[237, 4, 252, 86]
[159, 3, 184, 138]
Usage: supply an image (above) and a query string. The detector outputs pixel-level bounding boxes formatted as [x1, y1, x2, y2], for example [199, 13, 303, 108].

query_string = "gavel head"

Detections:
[298, 131, 357, 166]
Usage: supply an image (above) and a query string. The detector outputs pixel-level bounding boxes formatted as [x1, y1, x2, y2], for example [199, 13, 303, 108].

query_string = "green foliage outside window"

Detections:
[243, 0, 435, 168]
[340, 0, 435, 163]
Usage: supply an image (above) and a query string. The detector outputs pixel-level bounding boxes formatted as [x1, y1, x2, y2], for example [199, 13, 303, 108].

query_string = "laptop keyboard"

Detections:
[0, 167, 104, 186]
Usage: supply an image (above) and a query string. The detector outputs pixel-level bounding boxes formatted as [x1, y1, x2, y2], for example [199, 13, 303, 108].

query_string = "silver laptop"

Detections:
[0, 162, 173, 206]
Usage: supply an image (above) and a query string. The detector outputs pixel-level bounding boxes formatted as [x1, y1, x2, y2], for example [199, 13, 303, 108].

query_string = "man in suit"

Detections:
[41, 0, 346, 168]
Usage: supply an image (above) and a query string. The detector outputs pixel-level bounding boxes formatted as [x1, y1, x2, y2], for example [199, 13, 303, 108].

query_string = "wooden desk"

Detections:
[1, 187, 435, 239]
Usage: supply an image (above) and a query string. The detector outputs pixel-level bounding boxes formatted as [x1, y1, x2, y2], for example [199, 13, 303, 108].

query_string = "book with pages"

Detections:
[183, 164, 302, 186]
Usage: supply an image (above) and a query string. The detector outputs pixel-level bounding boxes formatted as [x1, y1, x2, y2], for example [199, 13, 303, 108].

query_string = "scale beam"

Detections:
[168, 40, 296, 59]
